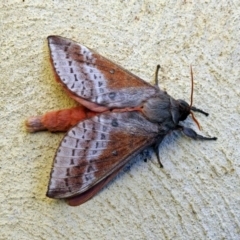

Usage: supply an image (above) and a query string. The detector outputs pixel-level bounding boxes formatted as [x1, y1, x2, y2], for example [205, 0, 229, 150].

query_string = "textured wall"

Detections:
[1, 1, 240, 239]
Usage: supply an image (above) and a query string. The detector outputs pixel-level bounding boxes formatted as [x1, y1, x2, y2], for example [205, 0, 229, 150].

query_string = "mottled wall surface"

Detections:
[1, 1, 240, 239]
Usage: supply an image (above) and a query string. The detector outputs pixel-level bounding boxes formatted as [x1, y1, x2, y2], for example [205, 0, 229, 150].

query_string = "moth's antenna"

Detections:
[190, 112, 201, 129]
[190, 65, 194, 108]
[189, 65, 201, 130]
[155, 64, 161, 86]
[189, 66, 209, 117]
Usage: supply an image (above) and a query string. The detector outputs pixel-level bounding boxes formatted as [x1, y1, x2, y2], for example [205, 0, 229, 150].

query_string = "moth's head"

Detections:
[176, 99, 209, 129]
[174, 66, 204, 129]
[177, 99, 191, 121]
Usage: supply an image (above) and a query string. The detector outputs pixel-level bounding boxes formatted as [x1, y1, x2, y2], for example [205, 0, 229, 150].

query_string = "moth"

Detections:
[26, 36, 217, 206]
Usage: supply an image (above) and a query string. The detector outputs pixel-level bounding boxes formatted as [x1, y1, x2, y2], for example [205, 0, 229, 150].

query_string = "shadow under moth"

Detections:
[26, 36, 217, 206]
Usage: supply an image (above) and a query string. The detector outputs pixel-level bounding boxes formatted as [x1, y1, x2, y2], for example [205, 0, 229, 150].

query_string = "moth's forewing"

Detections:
[47, 36, 157, 111]
[47, 111, 160, 201]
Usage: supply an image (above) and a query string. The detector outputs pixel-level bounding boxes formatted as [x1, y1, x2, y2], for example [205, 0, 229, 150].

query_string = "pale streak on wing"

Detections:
[47, 111, 160, 199]
[47, 36, 157, 108]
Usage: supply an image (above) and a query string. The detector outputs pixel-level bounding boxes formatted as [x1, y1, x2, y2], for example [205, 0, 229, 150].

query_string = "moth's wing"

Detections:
[65, 164, 125, 206]
[47, 36, 158, 111]
[47, 111, 161, 205]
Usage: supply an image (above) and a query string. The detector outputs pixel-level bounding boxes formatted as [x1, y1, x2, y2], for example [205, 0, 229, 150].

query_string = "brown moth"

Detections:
[26, 36, 217, 206]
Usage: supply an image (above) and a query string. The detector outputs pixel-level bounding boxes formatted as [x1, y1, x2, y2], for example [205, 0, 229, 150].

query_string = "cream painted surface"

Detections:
[1, 1, 240, 239]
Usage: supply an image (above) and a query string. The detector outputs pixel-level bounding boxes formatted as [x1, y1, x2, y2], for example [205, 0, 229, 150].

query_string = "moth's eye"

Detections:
[178, 99, 189, 109]
[178, 99, 190, 121]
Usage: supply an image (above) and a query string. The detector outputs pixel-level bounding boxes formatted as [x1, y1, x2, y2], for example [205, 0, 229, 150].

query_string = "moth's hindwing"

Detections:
[47, 111, 161, 199]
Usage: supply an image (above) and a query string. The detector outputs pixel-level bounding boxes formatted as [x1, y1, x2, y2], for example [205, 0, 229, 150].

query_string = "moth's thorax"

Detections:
[142, 91, 190, 130]
[142, 91, 172, 123]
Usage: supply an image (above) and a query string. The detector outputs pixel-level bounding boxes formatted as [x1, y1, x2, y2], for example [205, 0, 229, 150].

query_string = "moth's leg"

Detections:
[191, 106, 209, 117]
[153, 141, 163, 168]
[154, 64, 161, 86]
[178, 125, 217, 140]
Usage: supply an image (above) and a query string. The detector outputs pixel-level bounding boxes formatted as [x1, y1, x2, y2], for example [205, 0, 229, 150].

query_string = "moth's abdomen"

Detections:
[26, 106, 98, 132]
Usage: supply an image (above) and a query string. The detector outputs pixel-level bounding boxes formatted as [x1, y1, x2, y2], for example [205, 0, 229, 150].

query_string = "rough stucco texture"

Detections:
[1, 1, 240, 239]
